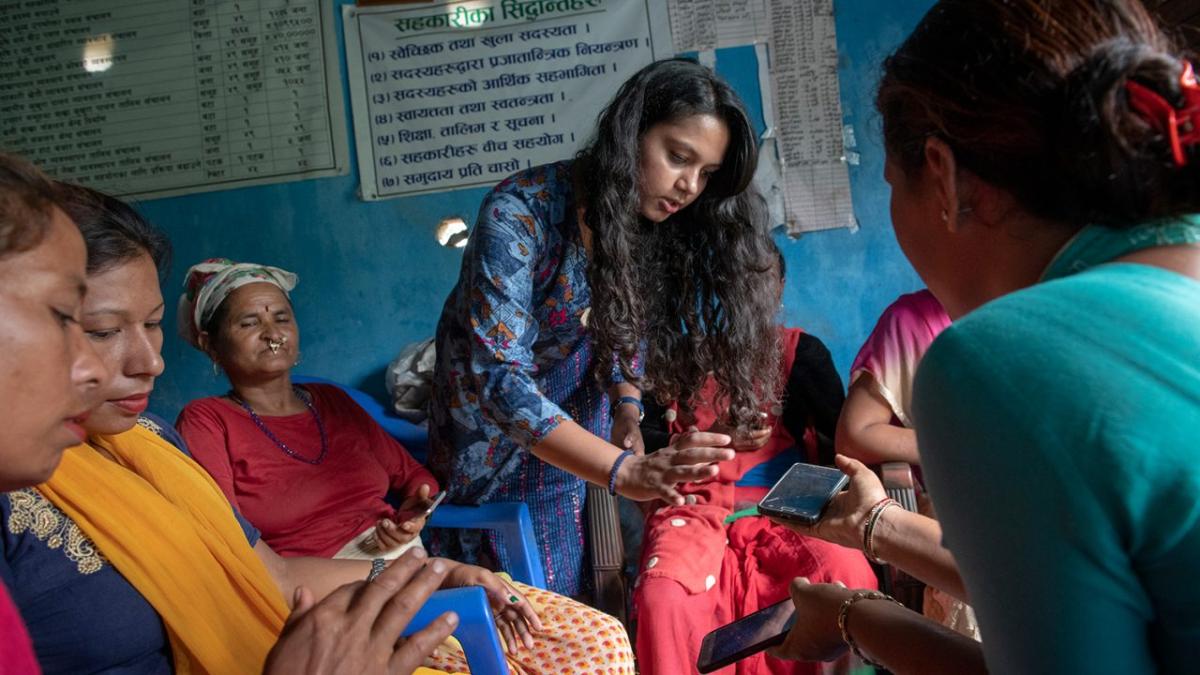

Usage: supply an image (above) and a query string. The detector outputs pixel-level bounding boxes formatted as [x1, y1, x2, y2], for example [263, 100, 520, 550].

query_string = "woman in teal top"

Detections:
[915, 219, 1200, 673]
[763, 1, 1200, 673]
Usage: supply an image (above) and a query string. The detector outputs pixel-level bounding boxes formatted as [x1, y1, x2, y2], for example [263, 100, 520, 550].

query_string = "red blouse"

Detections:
[177, 384, 437, 558]
[0, 581, 39, 674]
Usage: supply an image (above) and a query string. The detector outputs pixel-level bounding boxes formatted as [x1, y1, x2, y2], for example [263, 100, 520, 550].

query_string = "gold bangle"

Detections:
[863, 500, 899, 564]
[836, 590, 904, 667]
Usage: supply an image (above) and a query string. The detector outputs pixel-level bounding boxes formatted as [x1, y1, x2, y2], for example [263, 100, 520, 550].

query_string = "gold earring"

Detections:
[940, 209, 949, 223]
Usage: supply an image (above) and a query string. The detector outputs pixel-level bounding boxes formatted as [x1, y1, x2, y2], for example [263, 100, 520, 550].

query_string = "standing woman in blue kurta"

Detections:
[429, 59, 781, 595]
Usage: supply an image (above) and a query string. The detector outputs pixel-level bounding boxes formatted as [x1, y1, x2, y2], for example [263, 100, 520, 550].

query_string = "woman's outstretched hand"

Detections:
[444, 564, 544, 654]
[616, 429, 734, 504]
[264, 548, 457, 675]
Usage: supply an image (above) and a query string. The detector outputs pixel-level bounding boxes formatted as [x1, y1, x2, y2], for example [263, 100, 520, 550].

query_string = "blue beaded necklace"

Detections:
[230, 385, 329, 465]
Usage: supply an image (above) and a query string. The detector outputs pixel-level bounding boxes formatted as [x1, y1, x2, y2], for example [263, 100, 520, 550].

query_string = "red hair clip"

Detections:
[1125, 61, 1200, 167]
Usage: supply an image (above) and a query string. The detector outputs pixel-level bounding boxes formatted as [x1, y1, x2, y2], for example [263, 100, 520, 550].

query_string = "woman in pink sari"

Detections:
[837, 290, 975, 638]
[839, 290, 951, 465]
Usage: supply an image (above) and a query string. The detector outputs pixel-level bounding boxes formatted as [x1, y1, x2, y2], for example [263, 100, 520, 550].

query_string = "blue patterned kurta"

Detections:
[428, 161, 624, 596]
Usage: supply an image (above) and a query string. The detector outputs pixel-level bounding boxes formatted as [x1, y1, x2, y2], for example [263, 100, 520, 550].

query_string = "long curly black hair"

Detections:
[575, 59, 781, 428]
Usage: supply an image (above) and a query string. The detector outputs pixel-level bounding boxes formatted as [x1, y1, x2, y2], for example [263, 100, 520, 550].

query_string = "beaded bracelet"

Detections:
[837, 590, 904, 667]
[862, 498, 899, 564]
[608, 450, 633, 496]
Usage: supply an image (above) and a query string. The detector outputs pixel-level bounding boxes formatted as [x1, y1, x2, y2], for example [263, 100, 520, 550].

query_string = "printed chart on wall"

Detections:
[343, 0, 672, 200]
[667, 0, 854, 233]
[0, 0, 349, 200]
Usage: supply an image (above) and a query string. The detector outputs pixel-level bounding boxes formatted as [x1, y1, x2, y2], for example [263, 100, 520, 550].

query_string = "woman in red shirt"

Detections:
[176, 257, 636, 673]
[175, 260, 436, 559]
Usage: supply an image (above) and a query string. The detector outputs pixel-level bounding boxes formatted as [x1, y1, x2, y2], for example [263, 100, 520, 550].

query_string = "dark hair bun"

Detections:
[1051, 40, 1198, 226]
[878, 0, 1200, 230]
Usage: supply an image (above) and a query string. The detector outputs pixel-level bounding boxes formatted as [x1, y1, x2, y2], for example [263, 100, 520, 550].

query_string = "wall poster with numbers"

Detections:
[343, 0, 673, 200]
[0, 0, 349, 200]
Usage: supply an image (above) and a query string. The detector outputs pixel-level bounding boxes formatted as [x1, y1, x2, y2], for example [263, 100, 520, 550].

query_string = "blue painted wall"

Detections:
[779, 0, 933, 377]
[138, 0, 934, 420]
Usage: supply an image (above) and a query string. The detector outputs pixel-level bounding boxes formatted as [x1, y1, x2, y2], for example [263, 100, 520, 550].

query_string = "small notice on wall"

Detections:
[666, 0, 770, 52]
[766, 0, 853, 233]
[343, 0, 672, 200]
[0, 0, 348, 200]
[665, 0, 853, 233]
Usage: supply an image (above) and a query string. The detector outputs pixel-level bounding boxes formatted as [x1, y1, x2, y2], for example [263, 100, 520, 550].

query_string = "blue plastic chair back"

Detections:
[292, 374, 430, 461]
[735, 446, 802, 488]
[404, 587, 509, 675]
[429, 502, 547, 589]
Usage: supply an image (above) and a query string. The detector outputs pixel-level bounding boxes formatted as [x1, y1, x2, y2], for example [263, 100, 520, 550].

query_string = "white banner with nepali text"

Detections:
[344, 0, 673, 200]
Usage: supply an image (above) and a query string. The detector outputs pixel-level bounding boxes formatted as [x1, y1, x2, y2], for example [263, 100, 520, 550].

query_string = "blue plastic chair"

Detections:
[291, 374, 430, 462]
[402, 586, 508, 674]
[735, 446, 802, 488]
[293, 375, 550, 674]
[427, 501, 547, 589]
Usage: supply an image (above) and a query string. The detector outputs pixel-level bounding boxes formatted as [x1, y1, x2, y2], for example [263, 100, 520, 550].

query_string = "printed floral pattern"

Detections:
[424, 580, 635, 674]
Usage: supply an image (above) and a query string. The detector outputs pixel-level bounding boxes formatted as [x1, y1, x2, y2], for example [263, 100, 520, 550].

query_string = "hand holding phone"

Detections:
[373, 486, 443, 552]
[697, 598, 796, 673]
[765, 455, 889, 551]
[417, 490, 446, 520]
[765, 577, 860, 664]
[395, 485, 444, 525]
[757, 463, 849, 525]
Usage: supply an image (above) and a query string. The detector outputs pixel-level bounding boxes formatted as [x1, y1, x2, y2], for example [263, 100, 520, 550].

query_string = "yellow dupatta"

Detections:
[37, 424, 288, 675]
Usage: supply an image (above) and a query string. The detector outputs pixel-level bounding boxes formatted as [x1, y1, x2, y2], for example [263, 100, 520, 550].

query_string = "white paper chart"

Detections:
[343, 0, 672, 200]
[666, 0, 770, 52]
[766, 0, 853, 232]
[0, 0, 348, 200]
[665, 0, 853, 232]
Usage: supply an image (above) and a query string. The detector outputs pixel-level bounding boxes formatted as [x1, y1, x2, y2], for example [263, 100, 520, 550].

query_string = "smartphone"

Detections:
[696, 598, 796, 673]
[420, 491, 447, 519]
[756, 462, 849, 525]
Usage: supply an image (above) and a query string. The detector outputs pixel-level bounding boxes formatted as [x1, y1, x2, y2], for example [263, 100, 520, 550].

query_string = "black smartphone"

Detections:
[420, 491, 447, 519]
[696, 598, 796, 673]
[756, 462, 849, 525]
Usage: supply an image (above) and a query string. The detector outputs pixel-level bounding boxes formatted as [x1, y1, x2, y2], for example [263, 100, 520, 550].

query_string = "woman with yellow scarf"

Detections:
[0, 155, 461, 675]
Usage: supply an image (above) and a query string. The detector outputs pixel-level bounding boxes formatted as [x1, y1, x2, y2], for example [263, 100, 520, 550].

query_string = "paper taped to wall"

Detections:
[666, 0, 770, 52]
[765, 0, 854, 233]
[1, 0, 349, 200]
[343, 0, 673, 201]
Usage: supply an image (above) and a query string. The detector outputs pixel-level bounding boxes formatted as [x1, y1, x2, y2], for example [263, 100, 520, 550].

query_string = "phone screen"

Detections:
[697, 598, 796, 673]
[757, 463, 848, 524]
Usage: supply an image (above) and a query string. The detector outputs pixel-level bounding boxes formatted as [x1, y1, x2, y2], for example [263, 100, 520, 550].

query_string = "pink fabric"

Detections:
[178, 384, 438, 557]
[633, 328, 877, 674]
[849, 290, 951, 427]
[0, 582, 40, 675]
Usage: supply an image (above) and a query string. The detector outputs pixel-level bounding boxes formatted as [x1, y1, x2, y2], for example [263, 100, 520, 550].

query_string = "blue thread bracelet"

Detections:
[613, 395, 644, 421]
[608, 450, 633, 496]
